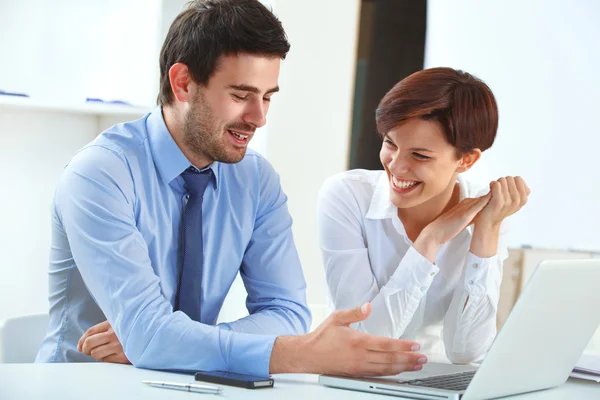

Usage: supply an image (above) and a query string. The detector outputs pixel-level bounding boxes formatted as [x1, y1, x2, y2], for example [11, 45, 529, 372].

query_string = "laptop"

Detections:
[319, 259, 600, 400]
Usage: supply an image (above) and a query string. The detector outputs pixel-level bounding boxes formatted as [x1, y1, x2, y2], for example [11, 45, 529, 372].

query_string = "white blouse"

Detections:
[317, 170, 509, 364]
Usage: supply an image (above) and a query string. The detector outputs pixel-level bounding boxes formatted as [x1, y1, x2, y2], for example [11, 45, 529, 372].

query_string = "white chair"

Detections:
[0, 313, 49, 363]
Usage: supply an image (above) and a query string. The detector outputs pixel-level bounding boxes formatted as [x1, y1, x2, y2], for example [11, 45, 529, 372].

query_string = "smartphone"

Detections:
[194, 370, 274, 389]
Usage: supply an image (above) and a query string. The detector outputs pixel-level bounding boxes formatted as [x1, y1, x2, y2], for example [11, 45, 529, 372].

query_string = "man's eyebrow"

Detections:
[227, 84, 280, 94]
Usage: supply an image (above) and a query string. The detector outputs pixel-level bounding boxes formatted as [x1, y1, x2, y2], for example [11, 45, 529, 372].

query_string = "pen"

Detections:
[86, 97, 132, 106]
[0, 90, 29, 97]
[142, 380, 222, 394]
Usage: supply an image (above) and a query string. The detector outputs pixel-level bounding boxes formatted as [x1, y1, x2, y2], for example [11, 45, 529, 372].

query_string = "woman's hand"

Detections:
[470, 176, 530, 257]
[415, 194, 491, 263]
[473, 177, 530, 228]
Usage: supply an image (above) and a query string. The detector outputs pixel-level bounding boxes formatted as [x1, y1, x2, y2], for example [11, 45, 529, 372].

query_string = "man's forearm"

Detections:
[218, 305, 311, 336]
[129, 311, 277, 376]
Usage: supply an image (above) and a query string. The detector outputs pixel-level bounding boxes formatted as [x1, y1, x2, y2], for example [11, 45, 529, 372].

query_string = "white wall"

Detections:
[0, 111, 98, 321]
[425, 0, 600, 251]
[0, 0, 161, 107]
[266, 0, 361, 306]
[0, 0, 169, 322]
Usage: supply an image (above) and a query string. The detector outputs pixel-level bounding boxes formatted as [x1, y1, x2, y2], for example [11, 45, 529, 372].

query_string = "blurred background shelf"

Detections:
[0, 95, 152, 117]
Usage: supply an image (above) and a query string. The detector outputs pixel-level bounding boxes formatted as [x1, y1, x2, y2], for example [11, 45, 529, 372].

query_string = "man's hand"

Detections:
[269, 303, 426, 376]
[78, 320, 131, 364]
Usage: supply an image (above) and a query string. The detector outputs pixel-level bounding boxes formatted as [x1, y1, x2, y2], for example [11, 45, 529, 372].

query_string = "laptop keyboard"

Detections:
[406, 370, 476, 392]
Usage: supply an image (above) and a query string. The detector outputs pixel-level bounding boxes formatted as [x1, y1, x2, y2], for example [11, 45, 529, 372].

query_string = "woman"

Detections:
[317, 67, 530, 364]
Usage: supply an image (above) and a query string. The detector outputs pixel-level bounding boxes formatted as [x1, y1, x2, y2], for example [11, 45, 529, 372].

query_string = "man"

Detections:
[36, 0, 427, 377]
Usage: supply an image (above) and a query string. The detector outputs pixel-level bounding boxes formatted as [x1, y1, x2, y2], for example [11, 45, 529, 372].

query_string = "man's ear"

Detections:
[168, 63, 193, 103]
[456, 149, 482, 173]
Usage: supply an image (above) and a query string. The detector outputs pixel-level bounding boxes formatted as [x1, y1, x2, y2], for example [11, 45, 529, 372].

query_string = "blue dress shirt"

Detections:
[35, 107, 311, 376]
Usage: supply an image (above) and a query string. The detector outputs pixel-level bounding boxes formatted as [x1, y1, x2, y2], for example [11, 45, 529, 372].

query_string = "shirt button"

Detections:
[473, 263, 479, 269]
[430, 272, 435, 277]
[420, 287, 426, 293]
[469, 280, 474, 285]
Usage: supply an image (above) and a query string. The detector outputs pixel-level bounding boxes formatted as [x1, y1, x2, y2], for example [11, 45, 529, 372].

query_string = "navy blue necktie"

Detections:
[175, 167, 213, 322]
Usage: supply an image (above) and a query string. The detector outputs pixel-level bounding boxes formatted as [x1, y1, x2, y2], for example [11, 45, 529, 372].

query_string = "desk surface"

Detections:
[0, 363, 598, 399]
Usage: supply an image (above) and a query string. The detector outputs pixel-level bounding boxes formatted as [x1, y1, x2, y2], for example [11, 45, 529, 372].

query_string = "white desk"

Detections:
[0, 363, 598, 399]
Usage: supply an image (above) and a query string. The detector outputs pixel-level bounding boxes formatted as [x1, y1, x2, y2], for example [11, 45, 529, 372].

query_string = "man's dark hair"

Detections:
[157, 0, 290, 105]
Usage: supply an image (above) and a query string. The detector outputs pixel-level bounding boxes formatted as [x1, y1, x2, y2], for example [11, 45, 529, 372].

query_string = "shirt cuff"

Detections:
[463, 252, 501, 295]
[387, 246, 440, 296]
[227, 332, 277, 377]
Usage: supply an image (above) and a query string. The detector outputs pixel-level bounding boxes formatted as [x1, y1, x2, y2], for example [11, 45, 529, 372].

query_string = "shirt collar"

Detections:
[365, 172, 397, 220]
[146, 106, 219, 188]
[365, 172, 472, 236]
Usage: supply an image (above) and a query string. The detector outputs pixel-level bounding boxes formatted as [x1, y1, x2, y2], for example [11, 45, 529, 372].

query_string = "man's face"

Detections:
[183, 53, 281, 164]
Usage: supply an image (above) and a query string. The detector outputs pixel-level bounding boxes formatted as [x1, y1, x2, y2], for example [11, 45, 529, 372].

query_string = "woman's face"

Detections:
[380, 118, 472, 211]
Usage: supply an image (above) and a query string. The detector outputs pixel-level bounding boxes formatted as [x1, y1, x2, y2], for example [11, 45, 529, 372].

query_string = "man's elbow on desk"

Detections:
[123, 313, 229, 372]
